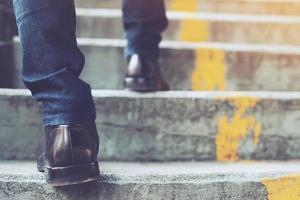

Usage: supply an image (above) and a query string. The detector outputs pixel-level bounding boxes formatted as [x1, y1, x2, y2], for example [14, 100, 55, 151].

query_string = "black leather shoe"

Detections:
[124, 54, 170, 92]
[37, 123, 100, 186]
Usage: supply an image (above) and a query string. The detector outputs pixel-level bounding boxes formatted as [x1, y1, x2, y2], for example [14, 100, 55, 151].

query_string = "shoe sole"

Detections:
[124, 77, 169, 92]
[44, 162, 100, 187]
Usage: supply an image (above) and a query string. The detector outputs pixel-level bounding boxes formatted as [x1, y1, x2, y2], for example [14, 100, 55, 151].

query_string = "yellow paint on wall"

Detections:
[262, 174, 300, 200]
[170, 0, 198, 12]
[192, 49, 226, 90]
[216, 97, 261, 161]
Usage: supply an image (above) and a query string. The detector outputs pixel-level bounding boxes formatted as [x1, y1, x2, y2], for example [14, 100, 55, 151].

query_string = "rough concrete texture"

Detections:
[75, 9, 300, 45]
[1, 89, 300, 161]
[74, 0, 300, 15]
[12, 39, 300, 91]
[2, 161, 300, 200]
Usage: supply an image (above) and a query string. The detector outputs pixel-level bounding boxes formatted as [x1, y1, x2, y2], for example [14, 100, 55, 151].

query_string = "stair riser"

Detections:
[13, 42, 300, 91]
[1, 90, 300, 161]
[76, 15, 300, 45]
[74, 0, 300, 15]
[0, 181, 268, 200]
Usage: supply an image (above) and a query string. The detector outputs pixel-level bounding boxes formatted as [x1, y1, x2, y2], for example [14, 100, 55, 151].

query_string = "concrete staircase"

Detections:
[2, 0, 300, 199]
[1, 161, 300, 200]
[74, 0, 300, 15]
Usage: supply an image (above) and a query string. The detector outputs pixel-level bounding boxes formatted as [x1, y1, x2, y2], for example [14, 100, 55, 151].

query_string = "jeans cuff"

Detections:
[42, 112, 96, 126]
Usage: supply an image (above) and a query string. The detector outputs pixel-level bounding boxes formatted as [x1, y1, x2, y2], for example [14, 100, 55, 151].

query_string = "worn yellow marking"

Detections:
[239, 160, 259, 164]
[216, 97, 261, 161]
[170, 0, 198, 12]
[192, 49, 226, 90]
[170, 0, 256, 161]
[179, 18, 227, 91]
[170, 0, 227, 91]
[262, 174, 300, 200]
[178, 20, 209, 42]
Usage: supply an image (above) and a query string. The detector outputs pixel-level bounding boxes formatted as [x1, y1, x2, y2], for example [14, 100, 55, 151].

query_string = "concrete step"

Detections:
[1, 161, 300, 200]
[12, 38, 300, 91]
[1, 89, 300, 162]
[76, 9, 300, 45]
[74, 0, 300, 16]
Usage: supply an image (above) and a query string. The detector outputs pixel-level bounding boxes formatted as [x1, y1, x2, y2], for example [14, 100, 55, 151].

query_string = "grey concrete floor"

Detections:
[1, 161, 300, 184]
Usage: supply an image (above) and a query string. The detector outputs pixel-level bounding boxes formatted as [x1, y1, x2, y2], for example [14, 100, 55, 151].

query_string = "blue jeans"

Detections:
[13, 0, 168, 126]
[122, 0, 168, 60]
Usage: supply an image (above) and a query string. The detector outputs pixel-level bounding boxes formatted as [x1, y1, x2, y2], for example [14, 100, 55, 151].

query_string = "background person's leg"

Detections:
[122, 0, 168, 60]
[13, 0, 95, 126]
[122, 0, 169, 92]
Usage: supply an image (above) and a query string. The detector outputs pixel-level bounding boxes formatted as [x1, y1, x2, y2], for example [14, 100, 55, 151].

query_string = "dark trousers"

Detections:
[122, 0, 168, 60]
[12, 0, 168, 126]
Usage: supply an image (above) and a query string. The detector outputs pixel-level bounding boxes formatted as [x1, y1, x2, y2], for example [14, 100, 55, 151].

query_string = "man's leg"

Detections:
[122, 0, 170, 92]
[0, 0, 16, 88]
[13, 0, 100, 186]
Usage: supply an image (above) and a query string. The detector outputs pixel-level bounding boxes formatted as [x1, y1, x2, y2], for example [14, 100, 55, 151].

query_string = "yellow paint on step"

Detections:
[216, 97, 261, 161]
[179, 19, 225, 91]
[262, 174, 300, 200]
[170, 0, 227, 91]
[170, 0, 198, 12]
[192, 49, 226, 90]
[253, 122, 261, 145]
[239, 160, 259, 164]
[179, 19, 209, 42]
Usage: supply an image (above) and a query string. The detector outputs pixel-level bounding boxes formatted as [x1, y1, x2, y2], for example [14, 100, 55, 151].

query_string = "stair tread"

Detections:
[75, 8, 300, 23]
[73, 0, 300, 16]
[13, 37, 300, 54]
[1, 161, 300, 183]
[3, 88, 300, 98]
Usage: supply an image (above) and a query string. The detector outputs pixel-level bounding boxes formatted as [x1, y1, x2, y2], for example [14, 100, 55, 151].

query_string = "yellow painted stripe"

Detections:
[192, 48, 226, 90]
[178, 19, 209, 43]
[262, 174, 300, 200]
[170, 0, 198, 12]
[169, 0, 261, 162]
[216, 97, 261, 161]
[170, 0, 227, 91]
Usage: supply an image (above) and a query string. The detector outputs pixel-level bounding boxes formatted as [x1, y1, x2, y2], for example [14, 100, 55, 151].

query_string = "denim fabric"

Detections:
[13, 0, 167, 126]
[122, 0, 168, 60]
[13, 0, 96, 126]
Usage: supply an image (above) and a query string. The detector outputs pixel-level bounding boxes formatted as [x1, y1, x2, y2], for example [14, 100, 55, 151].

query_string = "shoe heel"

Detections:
[124, 77, 155, 92]
[45, 162, 100, 186]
